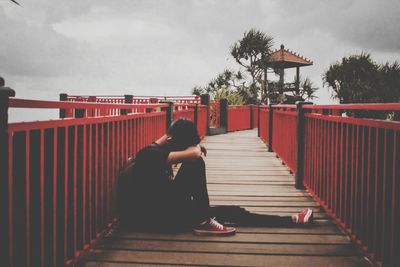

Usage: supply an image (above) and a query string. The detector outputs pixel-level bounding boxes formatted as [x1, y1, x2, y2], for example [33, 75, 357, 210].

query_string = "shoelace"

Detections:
[209, 218, 224, 230]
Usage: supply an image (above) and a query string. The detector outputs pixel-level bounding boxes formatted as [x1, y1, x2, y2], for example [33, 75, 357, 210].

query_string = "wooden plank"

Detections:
[117, 232, 351, 244]
[97, 239, 357, 255]
[83, 129, 371, 267]
[209, 195, 314, 201]
[210, 200, 320, 207]
[85, 250, 372, 267]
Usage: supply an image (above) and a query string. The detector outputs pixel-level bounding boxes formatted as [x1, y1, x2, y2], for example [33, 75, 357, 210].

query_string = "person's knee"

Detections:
[181, 157, 205, 171]
[191, 157, 205, 169]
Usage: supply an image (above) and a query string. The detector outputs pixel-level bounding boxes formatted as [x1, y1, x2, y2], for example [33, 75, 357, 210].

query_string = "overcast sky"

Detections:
[1, 0, 400, 108]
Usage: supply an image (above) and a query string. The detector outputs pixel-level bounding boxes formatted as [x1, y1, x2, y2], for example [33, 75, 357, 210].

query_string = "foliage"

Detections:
[212, 86, 245, 105]
[191, 69, 245, 105]
[299, 77, 318, 101]
[323, 53, 400, 119]
[266, 77, 318, 104]
[323, 53, 379, 103]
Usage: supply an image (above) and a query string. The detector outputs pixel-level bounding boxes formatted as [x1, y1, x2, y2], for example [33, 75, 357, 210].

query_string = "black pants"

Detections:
[170, 158, 294, 230]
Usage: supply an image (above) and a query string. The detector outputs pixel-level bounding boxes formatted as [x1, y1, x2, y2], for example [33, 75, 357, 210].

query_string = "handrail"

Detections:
[9, 98, 169, 110]
[303, 103, 400, 111]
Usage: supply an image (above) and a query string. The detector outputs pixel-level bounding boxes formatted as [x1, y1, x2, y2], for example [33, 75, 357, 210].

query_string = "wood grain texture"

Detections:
[84, 129, 372, 267]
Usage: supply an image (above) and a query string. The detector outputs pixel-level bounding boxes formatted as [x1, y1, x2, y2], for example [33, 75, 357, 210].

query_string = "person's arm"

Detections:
[167, 144, 203, 164]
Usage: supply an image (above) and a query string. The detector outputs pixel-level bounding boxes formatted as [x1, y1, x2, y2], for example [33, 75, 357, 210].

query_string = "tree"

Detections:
[323, 53, 400, 119]
[323, 53, 380, 103]
[230, 29, 274, 103]
[377, 62, 400, 102]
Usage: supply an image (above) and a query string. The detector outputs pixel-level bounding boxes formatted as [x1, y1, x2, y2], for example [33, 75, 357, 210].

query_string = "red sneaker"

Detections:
[293, 208, 313, 224]
[193, 218, 236, 236]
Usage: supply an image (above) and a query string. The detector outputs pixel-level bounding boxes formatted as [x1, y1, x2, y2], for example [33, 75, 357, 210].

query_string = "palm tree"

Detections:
[230, 29, 274, 102]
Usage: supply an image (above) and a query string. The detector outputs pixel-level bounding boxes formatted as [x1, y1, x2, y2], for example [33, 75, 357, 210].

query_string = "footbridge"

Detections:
[1, 88, 399, 266]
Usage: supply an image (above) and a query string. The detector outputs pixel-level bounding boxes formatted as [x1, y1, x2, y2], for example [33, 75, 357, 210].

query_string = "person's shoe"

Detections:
[293, 208, 313, 224]
[193, 218, 236, 236]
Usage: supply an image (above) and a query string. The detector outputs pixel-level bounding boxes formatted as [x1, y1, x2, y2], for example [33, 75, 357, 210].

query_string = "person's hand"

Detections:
[200, 145, 207, 157]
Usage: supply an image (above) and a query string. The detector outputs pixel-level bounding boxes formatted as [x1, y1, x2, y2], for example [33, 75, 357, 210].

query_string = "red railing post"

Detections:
[295, 102, 313, 189]
[59, 93, 68, 119]
[87, 96, 97, 117]
[268, 104, 274, 152]
[200, 94, 210, 135]
[219, 99, 228, 131]
[165, 102, 173, 130]
[194, 104, 198, 129]
[250, 104, 254, 129]
[122, 95, 133, 115]
[74, 98, 85, 118]
[0, 77, 16, 267]
[257, 104, 261, 137]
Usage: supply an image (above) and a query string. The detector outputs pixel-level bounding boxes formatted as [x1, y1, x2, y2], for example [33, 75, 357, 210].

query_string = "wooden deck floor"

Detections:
[84, 130, 372, 267]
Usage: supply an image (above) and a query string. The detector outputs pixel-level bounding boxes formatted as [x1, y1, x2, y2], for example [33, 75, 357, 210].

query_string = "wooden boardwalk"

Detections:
[84, 130, 372, 267]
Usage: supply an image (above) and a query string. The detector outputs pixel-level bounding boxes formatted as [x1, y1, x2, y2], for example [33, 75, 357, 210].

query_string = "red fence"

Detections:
[63, 95, 200, 118]
[271, 105, 297, 173]
[197, 106, 208, 139]
[302, 104, 400, 267]
[258, 103, 400, 267]
[173, 105, 195, 122]
[209, 100, 220, 128]
[1, 96, 207, 267]
[258, 106, 270, 144]
[227, 105, 251, 132]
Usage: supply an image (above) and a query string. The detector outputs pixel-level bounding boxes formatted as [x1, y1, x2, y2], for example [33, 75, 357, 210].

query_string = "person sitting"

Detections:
[117, 119, 313, 235]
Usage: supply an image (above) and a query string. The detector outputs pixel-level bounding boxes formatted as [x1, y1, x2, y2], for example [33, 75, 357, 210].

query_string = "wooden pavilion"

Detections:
[268, 44, 313, 96]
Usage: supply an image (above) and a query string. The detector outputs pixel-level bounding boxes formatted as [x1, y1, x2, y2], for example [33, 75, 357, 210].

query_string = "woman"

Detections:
[118, 119, 313, 235]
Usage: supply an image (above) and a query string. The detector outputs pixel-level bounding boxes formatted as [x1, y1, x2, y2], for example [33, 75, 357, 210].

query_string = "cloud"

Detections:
[0, 7, 80, 77]
[265, 0, 400, 52]
[1, 0, 399, 108]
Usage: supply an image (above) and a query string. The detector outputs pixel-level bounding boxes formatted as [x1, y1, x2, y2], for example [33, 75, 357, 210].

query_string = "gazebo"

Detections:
[268, 44, 313, 95]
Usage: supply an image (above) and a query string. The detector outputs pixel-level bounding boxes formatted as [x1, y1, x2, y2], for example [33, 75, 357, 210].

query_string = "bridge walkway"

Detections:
[83, 130, 372, 267]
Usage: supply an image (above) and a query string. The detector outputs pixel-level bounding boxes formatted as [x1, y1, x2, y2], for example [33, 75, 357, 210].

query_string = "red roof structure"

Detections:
[263, 44, 313, 101]
[269, 44, 313, 68]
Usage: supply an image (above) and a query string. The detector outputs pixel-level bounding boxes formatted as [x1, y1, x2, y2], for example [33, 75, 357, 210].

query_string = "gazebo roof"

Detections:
[269, 44, 313, 68]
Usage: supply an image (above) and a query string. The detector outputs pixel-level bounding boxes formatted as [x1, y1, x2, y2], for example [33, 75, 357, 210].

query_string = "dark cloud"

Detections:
[270, 0, 400, 52]
[0, 7, 80, 77]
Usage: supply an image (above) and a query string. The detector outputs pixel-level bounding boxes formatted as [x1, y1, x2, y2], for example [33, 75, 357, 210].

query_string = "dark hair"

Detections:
[167, 119, 201, 150]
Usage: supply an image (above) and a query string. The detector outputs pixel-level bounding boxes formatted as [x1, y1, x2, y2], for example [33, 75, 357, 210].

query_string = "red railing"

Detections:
[227, 105, 251, 132]
[63, 95, 200, 118]
[197, 105, 208, 139]
[209, 100, 220, 128]
[2, 98, 177, 267]
[302, 104, 400, 267]
[252, 105, 259, 130]
[173, 104, 195, 122]
[271, 105, 297, 173]
[258, 103, 400, 267]
[258, 105, 270, 144]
